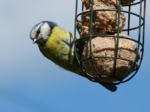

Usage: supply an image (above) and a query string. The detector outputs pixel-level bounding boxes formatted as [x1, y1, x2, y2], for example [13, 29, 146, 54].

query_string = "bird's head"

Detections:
[30, 21, 57, 46]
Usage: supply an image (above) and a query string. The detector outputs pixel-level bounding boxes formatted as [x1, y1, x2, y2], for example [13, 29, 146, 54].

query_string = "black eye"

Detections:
[36, 29, 40, 34]
[35, 28, 40, 39]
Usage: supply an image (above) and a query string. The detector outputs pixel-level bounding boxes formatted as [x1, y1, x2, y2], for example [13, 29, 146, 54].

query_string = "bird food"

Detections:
[77, 0, 126, 36]
[82, 34, 139, 82]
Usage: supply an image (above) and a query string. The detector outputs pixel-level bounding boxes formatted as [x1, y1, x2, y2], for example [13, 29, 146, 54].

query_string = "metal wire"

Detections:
[74, 0, 146, 85]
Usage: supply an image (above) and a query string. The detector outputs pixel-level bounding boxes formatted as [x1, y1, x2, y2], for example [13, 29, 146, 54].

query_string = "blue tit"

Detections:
[30, 21, 117, 92]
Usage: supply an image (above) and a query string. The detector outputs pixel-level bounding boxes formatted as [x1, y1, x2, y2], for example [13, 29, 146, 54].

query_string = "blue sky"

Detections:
[0, 0, 150, 112]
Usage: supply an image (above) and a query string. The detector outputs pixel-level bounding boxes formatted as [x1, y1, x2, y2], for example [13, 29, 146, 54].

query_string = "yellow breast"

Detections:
[39, 26, 77, 71]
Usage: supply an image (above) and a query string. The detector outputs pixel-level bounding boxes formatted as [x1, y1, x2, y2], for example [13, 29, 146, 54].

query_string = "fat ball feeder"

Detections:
[74, 0, 146, 85]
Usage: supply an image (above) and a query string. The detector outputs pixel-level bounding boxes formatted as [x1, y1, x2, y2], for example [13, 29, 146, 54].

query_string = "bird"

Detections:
[30, 21, 117, 92]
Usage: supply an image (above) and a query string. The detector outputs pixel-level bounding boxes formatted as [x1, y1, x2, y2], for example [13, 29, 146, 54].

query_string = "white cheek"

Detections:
[42, 30, 50, 39]
[40, 23, 51, 40]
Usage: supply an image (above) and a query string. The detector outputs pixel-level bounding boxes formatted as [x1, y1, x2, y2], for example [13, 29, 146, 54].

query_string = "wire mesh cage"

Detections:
[74, 0, 146, 85]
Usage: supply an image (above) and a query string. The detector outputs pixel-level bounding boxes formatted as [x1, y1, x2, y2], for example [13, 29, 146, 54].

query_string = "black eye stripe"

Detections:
[35, 26, 41, 39]
[37, 29, 40, 34]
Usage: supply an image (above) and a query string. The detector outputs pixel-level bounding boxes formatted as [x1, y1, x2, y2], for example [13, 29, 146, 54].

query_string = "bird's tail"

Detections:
[77, 72, 117, 92]
[98, 82, 117, 92]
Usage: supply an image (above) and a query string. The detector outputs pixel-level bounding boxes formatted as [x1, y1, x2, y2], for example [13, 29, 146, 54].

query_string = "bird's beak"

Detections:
[33, 39, 37, 44]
